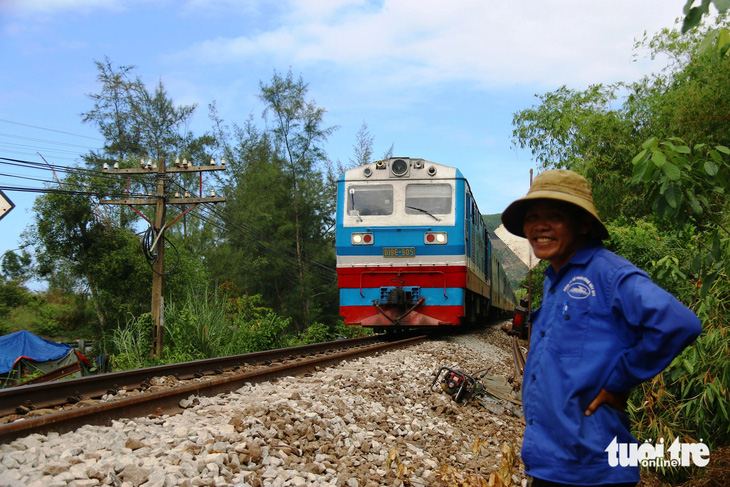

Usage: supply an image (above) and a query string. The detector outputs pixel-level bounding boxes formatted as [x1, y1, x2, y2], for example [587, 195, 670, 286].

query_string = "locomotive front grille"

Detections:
[379, 286, 420, 305]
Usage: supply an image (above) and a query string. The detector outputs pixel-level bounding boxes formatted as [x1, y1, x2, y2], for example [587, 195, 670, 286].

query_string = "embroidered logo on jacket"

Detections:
[563, 276, 595, 299]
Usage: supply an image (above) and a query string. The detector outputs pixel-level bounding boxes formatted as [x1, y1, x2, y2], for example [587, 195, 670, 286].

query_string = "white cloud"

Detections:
[173, 0, 684, 91]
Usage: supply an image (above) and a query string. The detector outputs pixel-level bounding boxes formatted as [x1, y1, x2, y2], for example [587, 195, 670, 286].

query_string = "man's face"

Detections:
[523, 200, 588, 272]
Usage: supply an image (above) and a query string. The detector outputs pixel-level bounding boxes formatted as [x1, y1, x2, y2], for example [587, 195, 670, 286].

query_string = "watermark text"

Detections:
[605, 437, 709, 468]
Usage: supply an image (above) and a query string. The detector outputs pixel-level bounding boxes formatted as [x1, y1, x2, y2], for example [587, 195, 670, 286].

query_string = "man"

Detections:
[501, 169, 702, 487]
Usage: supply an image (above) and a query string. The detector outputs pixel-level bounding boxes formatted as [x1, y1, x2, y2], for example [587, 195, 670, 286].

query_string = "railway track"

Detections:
[0, 333, 428, 443]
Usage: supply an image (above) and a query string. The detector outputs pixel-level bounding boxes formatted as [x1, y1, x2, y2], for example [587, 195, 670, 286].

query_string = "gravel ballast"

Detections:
[0, 326, 527, 487]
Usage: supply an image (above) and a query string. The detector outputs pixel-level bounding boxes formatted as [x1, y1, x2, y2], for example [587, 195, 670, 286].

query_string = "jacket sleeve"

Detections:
[603, 270, 702, 393]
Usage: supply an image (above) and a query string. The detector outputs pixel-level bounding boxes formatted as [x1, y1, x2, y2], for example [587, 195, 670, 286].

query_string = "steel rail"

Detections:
[0, 335, 383, 418]
[0, 335, 427, 443]
[511, 336, 526, 375]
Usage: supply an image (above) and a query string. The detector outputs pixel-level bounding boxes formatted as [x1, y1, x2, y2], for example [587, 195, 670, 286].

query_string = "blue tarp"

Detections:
[0, 330, 72, 374]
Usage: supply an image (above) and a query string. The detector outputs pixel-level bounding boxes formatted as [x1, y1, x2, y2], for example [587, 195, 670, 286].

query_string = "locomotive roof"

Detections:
[340, 157, 464, 182]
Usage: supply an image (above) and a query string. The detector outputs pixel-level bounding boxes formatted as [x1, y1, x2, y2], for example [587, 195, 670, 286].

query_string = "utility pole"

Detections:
[527, 168, 533, 345]
[100, 157, 226, 358]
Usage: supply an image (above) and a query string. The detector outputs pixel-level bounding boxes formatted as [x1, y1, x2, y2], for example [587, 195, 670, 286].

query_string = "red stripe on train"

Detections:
[340, 305, 464, 327]
[337, 265, 467, 289]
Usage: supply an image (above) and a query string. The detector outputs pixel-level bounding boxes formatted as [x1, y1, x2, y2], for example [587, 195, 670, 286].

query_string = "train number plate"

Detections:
[383, 247, 416, 258]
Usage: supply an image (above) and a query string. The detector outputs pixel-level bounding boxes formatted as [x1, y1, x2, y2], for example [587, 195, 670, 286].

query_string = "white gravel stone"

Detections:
[0, 326, 527, 486]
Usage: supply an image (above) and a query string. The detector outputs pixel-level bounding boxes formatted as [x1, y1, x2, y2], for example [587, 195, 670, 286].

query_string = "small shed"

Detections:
[0, 330, 87, 387]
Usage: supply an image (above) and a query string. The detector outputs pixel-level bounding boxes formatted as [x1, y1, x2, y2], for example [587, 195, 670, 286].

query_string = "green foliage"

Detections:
[512, 84, 619, 170]
[82, 57, 199, 162]
[297, 321, 371, 343]
[335, 321, 371, 339]
[109, 286, 300, 370]
[511, 84, 650, 222]
[25, 169, 153, 333]
[232, 311, 292, 353]
[0, 280, 32, 320]
[605, 219, 673, 272]
[208, 72, 339, 330]
[1, 250, 32, 283]
[682, 0, 730, 33]
[299, 322, 334, 344]
[107, 284, 371, 371]
[605, 219, 701, 299]
[625, 15, 730, 481]
[0, 285, 96, 341]
[163, 287, 230, 361]
[631, 139, 729, 221]
[110, 313, 153, 371]
[258, 69, 338, 330]
[629, 323, 729, 482]
[517, 260, 549, 311]
[632, 138, 729, 300]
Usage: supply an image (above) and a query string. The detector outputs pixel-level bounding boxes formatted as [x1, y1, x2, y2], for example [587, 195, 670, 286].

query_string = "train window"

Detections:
[405, 184, 452, 215]
[347, 185, 394, 216]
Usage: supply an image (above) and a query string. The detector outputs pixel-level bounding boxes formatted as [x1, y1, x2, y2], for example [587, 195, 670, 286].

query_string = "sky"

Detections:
[0, 0, 689, 266]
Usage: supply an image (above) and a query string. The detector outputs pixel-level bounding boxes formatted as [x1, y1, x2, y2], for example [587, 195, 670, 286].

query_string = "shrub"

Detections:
[163, 287, 231, 360]
[110, 313, 153, 371]
[232, 312, 291, 353]
[299, 322, 334, 344]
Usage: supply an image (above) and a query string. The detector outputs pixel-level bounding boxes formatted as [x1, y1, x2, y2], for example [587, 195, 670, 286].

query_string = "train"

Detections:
[335, 157, 516, 331]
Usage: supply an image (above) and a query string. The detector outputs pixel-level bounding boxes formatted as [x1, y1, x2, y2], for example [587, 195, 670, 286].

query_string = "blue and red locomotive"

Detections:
[336, 157, 516, 330]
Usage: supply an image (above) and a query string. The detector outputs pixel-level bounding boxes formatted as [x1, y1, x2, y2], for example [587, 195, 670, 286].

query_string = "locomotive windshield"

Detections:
[405, 184, 452, 216]
[347, 184, 394, 216]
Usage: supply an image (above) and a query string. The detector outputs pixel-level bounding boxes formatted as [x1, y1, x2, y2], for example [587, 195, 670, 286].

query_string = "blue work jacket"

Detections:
[521, 240, 702, 484]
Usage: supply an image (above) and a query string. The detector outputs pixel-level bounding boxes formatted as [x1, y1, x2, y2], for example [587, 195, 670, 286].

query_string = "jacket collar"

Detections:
[544, 239, 604, 280]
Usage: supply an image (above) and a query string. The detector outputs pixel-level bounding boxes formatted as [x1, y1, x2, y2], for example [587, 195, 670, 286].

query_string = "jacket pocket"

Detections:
[545, 300, 590, 358]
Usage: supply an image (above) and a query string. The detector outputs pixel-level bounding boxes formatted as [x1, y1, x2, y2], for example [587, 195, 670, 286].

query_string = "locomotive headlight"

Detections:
[424, 232, 447, 244]
[390, 158, 409, 177]
[351, 233, 373, 245]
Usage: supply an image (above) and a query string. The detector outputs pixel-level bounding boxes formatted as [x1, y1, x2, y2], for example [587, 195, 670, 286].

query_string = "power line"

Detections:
[0, 185, 134, 199]
[0, 119, 205, 164]
[0, 118, 104, 142]
[0, 132, 99, 150]
[0, 156, 157, 186]
[1, 152, 337, 282]
[196, 202, 336, 282]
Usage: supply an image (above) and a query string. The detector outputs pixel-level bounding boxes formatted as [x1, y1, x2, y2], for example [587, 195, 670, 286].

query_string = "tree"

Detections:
[511, 15, 730, 223]
[1, 249, 32, 283]
[82, 57, 143, 162]
[131, 80, 197, 161]
[207, 109, 339, 330]
[25, 172, 146, 331]
[82, 58, 198, 163]
[349, 121, 374, 169]
[511, 84, 650, 221]
[257, 69, 338, 329]
[682, 0, 730, 32]
[27, 59, 215, 342]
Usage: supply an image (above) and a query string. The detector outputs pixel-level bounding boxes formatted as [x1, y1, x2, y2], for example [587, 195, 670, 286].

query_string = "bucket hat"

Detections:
[501, 169, 609, 240]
